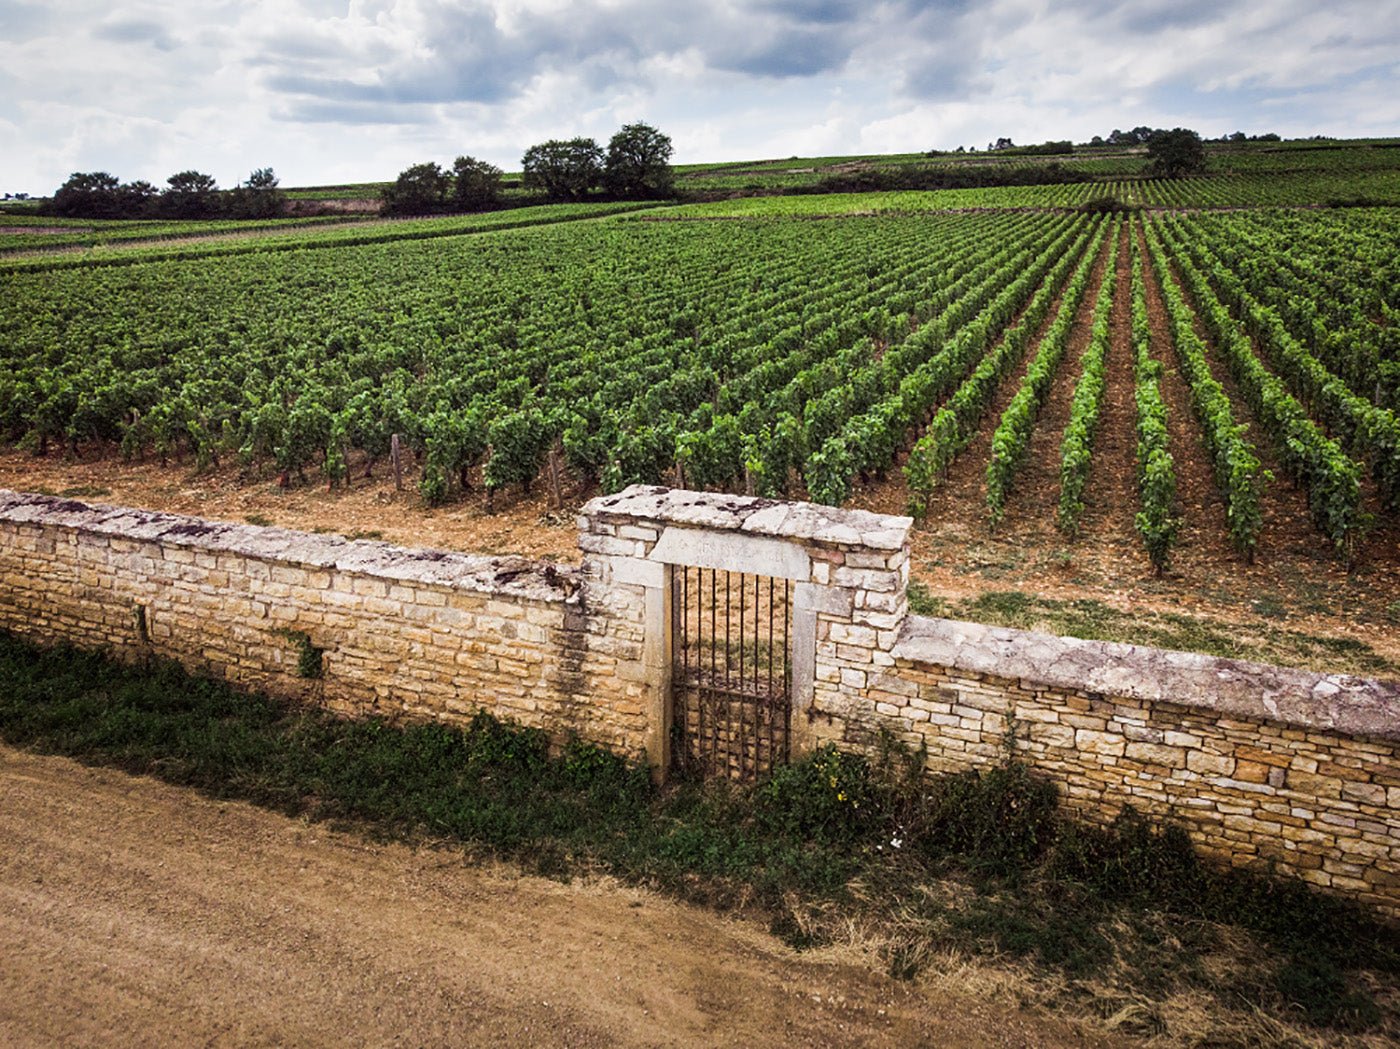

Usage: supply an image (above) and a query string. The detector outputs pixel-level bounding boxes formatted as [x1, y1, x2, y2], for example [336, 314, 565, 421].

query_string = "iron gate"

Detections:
[670, 566, 791, 781]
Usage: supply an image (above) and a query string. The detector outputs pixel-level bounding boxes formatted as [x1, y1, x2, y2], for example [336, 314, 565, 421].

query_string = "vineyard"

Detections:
[2, 142, 1399, 675]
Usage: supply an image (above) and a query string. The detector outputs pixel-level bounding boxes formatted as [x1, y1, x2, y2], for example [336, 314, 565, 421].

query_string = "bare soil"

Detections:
[0, 744, 1123, 1049]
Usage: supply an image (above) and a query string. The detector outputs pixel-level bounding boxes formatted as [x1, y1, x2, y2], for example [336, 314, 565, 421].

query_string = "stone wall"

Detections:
[0, 491, 650, 756]
[3, 484, 1400, 916]
[849, 617, 1400, 915]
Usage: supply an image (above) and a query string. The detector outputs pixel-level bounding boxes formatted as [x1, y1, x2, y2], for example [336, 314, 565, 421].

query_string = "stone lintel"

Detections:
[649, 526, 809, 580]
[893, 615, 1400, 741]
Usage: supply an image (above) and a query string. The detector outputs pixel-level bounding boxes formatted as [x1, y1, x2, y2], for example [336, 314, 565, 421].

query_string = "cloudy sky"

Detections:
[2, 0, 1397, 194]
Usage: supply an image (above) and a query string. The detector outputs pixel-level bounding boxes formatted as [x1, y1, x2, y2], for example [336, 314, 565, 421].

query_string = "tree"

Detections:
[521, 138, 603, 202]
[603, 122, 674, 199]
[49, 171, 122, 218]
[162, 170, 219, 218]
[451, 155, 504, 211]
[115, 180, 158, 216]
[227, 167, 286, 219]
[380, 162, 450, 215]
[1146, 127, 1207, 178]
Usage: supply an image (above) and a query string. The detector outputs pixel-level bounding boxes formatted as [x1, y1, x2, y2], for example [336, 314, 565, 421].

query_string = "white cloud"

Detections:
[0, 0, 1396, 194]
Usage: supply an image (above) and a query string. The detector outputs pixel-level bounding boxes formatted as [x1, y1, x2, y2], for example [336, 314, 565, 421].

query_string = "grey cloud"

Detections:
[709, 26, 855, 77]
[93, 18, 178, 52]
[753, 0, 864, 25]
[274, 99, 434, 125]
[263, 1, 558, 112]
[259, 0, 887, 118]
[0, 0, 53, 42]
[1117, 0, 1232, 34]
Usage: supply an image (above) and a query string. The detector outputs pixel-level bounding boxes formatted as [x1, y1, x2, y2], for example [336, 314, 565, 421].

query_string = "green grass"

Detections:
[907, 585, 1400, 680]
[1, 630, 1396, 1043]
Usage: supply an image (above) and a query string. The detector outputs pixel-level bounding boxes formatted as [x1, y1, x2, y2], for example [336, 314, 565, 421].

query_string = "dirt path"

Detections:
[0, 746, 1124, 1049]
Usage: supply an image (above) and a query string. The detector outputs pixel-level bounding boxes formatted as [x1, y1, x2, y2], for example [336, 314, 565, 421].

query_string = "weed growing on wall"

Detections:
[0, 629, 1396, 1043]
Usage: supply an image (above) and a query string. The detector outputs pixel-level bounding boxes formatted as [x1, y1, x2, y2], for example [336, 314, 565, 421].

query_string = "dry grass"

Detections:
[763, 883, 1400, 1049]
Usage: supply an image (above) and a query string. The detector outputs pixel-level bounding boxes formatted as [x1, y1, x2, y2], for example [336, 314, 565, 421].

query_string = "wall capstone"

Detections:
[894, 616, 1400, 741]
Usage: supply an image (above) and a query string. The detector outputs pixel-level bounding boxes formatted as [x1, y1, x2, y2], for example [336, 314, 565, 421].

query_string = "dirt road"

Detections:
[0, 745, 1124, 1048]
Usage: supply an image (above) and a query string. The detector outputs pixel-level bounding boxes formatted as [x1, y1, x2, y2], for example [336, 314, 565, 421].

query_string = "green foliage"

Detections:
[380, 162, 451, 216]
[280, 630, 324, 679]
[1157, 213, 1366, 555]
[1144, 219, 1266, 559]
[484, 408, 551, 494]
[1146, 128, 1207, 179]
[1057, 218, 1120, 536]
[903, 214, 1097, 517]
[522, 138, 603, 202]
[1128, 228, 1180, 573]
[226, 168, 286, 219]
[451, 155, 504, 211]
[754, 745, 875, 844]
[604, 122, 675, 199]
[986, 217, 1108, 524]
[161, 170, 220, 219]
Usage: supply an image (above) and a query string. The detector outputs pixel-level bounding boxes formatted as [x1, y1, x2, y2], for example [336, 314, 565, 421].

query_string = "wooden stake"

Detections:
[548, 443, 563, 509]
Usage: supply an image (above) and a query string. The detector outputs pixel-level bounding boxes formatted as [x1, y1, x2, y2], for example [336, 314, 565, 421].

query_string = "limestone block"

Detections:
[1286, 771, 1344, 799]
[1233, 759, 1273, 784]
[1341, 781, 1388, 806]
[830, 566, 897, 592]
[857, 589, 903, 614]
[1061, 713, 1110, 732]
[868, 672, 917, 698]
[1216, 777, 1278, 796]
[1031, 723, 1076, 749]
[834, 643, 874, 663]
[796, 585, 855, 617]
[1235, 744, 1292, 768]
[1075, 730, 1126, 757]
[828, 622, 877, 648]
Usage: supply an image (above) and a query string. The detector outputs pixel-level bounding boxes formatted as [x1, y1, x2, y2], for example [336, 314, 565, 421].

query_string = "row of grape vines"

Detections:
[3, 204, 1393, 569]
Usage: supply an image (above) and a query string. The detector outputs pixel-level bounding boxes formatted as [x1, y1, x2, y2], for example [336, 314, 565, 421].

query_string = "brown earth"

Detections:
[0, 744, 1124, 1049]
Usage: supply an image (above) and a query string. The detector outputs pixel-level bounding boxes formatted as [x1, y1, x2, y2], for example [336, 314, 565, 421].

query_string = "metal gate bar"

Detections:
[671, 565, 791, 781]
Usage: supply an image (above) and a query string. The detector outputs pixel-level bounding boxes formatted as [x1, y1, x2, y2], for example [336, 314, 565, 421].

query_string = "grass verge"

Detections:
[907, 585, 1400, 681]
[2, 631, 1398, 1047]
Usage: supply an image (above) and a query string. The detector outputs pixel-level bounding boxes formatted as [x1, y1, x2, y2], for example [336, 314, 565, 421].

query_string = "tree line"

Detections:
[381, 122, 674, 216]
[40, 168, 286, 220]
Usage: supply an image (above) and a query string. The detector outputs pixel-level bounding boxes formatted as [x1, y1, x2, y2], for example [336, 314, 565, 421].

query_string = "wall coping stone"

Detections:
[0, 491, 579, 603]
[581, 485, 913, 551]
[894, 615, 1400, 741]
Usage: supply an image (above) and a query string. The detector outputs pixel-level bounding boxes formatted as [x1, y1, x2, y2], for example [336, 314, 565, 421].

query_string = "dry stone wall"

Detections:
[0, 491, 650, 756]
[878, 619, 1400, 915]
[3, 484, 1399, 916]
